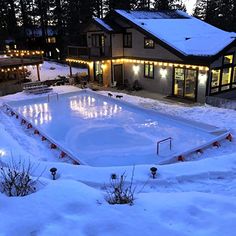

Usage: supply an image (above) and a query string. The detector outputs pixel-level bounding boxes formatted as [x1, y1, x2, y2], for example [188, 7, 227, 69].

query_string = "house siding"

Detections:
[122, 63, 173, 95]
[123, 28, 183, 62]
[112, 34, 124, 57]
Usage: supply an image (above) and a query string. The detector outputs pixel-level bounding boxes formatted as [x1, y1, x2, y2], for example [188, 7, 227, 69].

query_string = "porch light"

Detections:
[199, 72, 207, 85]
[101, 64, 107, 70]
[133, 65, 140, 75]
[160, 68, 168, 79]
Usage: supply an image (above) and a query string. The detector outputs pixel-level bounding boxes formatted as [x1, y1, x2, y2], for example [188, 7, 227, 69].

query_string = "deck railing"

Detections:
[67, 46, 111, 59]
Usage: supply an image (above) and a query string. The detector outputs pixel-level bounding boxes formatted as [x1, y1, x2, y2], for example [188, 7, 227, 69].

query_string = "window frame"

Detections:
[210, 53, 235, 94]
[232, 66, 236, 88]
[47, 37, 56, 44]
[91, 34, 104, 47]
[144, 62, 154, 79]
[223, 54, 234, 65]
[123, 33, 132, 48]
[144, 38, 155, 49]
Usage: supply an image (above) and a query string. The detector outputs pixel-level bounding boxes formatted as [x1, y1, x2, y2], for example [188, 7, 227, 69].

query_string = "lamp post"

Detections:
[50, 167, 57, 180]
[150, 167, 157, 179]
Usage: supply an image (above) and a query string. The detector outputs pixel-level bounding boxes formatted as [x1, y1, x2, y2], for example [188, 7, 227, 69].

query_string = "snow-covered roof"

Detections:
[115, 10, 236, 57]
[94, 18, 113, 31]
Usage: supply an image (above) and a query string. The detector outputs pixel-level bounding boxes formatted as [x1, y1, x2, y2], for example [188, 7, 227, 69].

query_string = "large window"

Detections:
[211, 69, 220, 87]
[91, 34, 104, 47]
[144, 38, 154, 49]
[211, 69, 221, 93]
[233, 67, 236, 88]
[144, 63, 154, 78]
[47, 37, 56, 44]
[223, 55, 233, 65]
[210, 53, 235, 94]
[221, 67, 232, 90]
[123, 33, 132, 48]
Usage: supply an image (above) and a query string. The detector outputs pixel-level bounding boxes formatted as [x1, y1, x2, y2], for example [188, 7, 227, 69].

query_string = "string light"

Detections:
[0, 64, 42, 73]
[6, 50, 44, 57]
[66, 58, 93, 66]
[66, 57, 209, 71]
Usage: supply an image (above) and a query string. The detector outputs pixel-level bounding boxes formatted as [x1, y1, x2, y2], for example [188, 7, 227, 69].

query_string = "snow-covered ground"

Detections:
[27, 61, 87, 81]
[0, 62, 236, 236]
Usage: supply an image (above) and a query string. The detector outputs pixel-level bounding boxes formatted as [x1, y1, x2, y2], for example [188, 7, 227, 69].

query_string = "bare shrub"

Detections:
[105, 167, 136, 205]
[0, 158, 40, 197]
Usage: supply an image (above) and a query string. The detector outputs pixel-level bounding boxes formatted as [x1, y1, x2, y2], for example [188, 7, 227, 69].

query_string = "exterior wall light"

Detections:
[133, 65, 140, 75]
[160, 67, 168, 79]
[198, 72, 207, 85]
[101, 64, 107, 70]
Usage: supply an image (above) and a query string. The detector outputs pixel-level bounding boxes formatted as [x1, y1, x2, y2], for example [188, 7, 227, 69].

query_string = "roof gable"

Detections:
[94, 18, 114, 32]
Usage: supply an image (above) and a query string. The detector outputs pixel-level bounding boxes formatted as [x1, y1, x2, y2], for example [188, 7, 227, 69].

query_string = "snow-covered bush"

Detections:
[105, 171, 136, 205]
[0, 159, 39, 197]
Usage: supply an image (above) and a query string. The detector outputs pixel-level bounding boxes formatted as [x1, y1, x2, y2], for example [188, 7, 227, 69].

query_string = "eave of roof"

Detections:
[112, 10, 236, 62]
[93, 18, 114, 32]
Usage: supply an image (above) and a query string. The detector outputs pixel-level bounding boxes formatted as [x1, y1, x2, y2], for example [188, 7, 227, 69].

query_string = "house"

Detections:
[25, 26, 59, 59]
[66, 10, 236, 103]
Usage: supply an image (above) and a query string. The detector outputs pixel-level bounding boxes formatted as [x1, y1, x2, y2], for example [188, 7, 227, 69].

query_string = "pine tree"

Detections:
[154, 0, 186, 11]
[193, 0, 235, 31]
[194, 0, 219, 22]
[216, 0, 235, 31]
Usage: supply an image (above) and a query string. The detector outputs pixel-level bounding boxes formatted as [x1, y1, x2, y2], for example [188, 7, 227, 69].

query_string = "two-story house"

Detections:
[66, 10, 236, 103]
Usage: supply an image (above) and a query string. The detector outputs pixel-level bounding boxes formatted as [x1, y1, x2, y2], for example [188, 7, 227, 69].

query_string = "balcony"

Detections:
[67, 46, 111, 59]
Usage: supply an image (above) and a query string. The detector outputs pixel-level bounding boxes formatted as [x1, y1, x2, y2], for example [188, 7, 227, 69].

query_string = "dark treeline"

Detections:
[194, 0, 236, 32]
[0, 0, 235, 59]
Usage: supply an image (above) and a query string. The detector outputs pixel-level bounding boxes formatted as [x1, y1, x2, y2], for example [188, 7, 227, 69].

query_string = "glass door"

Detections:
[94, 61, 103, 84]
[174, 67, 197, 100]
[174, 68, 185, 97]
[185, 69, 197, 99]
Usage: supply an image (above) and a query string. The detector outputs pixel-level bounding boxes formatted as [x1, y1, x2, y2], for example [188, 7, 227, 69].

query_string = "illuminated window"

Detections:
[233, 67, 236, 88]
[92, 34, 104, 47]
[144, 63, 154, 78]
[223, 54, 233, 65]
[47, 37, 56, 43]
[144, 38, 154, 49]
[211, 69, 221, 87]
[221, 67, 232, 90]
[210, 54, 235, 94]
[123, 33, 132, 48]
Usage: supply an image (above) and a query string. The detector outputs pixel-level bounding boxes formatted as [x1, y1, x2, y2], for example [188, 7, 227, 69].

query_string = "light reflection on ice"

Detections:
[0, 149, 6, 157]
[19, 103, 52, 125]
[69, 96, 122, 119]
[140, 120, 158, 128]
